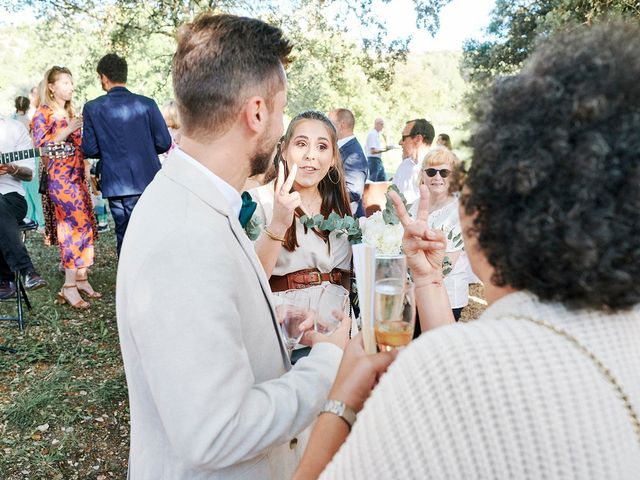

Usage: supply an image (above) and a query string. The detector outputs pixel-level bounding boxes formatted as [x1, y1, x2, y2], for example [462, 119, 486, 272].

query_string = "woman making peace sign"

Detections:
[250, 111, 353, 359]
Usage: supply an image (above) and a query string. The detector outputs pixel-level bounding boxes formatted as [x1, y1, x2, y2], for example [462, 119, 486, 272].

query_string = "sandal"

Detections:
[76, 274, 102, 299]
[56, 284, 90, 310]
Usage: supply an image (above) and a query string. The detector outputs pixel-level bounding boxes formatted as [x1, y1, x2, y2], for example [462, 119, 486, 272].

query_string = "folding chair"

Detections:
[0, 218, 39, 332]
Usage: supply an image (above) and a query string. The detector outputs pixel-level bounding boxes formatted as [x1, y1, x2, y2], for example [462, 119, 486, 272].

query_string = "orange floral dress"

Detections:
[31, 105, 96, 269]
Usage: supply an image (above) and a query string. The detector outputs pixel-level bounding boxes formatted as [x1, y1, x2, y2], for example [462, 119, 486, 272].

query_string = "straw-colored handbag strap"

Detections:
[507, 314, 640, 444]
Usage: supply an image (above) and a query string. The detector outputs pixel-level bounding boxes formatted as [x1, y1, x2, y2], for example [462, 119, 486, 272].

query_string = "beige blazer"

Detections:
[116, 150, 342, 479]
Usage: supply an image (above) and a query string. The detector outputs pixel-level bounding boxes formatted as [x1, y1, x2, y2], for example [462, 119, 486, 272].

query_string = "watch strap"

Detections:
[320, 399, 357, 430]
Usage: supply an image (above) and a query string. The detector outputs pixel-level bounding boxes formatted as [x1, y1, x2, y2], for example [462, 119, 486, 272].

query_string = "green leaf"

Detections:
[313, 214, 324, 224]
[244, 215, 264, 241]
[300, 214, 309, 224]
[320, 218, 335, 230]
[443, 267, 452, 276]
[327, 212, 341, 222]
[447, 230, 453, 240]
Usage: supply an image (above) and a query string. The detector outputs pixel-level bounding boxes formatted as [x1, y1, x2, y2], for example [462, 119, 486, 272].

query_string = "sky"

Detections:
[381, 0, 496, 52]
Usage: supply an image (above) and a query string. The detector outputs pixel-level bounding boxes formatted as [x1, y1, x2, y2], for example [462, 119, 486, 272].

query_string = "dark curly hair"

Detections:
[97, 53, 128, 83]
[463, 20, 640, 311]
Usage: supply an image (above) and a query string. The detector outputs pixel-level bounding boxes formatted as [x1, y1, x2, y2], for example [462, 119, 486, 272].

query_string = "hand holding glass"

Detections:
[274, 290, 310, 356]
[314, 284, 349, 336]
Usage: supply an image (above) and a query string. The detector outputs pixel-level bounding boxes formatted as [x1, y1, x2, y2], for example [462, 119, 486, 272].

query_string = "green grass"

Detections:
[0, 225, 128, 479]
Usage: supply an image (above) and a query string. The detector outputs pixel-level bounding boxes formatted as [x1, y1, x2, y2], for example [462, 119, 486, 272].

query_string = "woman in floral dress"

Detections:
[32, 66, 100, 310]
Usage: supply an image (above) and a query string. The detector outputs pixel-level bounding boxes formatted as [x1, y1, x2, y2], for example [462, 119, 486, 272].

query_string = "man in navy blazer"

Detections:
[81, 53, 172, 255]
[328, 109, 368, 217]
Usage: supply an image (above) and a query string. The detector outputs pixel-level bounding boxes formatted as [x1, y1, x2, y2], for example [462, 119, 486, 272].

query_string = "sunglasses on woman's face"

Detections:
[424, 168, 451, 178]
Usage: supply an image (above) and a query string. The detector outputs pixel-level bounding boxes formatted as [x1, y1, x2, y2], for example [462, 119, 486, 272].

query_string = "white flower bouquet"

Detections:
[360, 211, 404, 255]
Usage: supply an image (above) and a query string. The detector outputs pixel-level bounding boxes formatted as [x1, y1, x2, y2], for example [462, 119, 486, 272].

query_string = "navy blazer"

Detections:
[339, 137, 369, 217]
[81, 87, 172, 198]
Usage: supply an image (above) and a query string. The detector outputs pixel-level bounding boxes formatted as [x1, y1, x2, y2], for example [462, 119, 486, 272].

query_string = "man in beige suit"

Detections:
[116, 14, 349, 479]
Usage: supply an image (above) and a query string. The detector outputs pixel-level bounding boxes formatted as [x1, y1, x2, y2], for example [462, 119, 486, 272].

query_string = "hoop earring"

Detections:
[327, 166, 340, 185]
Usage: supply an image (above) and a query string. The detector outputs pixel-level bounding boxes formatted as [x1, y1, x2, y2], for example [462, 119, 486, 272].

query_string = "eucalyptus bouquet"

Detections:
[300, 184, 409, 255]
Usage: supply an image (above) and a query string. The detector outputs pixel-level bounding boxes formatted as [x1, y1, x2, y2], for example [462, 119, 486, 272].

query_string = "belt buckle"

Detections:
[329, 271, 341, 285]
[307, 271, 322, 286]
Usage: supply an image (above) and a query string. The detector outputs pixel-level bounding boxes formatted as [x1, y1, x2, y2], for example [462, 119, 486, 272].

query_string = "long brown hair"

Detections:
[42, 66, 75, 118]
[274, 111, 351, 252]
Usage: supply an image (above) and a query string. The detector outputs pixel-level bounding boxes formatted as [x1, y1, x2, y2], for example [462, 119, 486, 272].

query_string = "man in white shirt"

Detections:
[392, 118, 434, 204]
[116, 14, 348, 479]
[365, 118, 389, 181]
[0, 115, 47, 299]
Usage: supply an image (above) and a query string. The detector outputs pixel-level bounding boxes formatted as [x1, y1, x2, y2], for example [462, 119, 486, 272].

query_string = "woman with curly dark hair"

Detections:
[294, 20, 640, 479]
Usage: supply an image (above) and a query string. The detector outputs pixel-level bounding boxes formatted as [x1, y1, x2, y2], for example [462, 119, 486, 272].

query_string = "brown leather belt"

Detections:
[270, 268, 351, 292]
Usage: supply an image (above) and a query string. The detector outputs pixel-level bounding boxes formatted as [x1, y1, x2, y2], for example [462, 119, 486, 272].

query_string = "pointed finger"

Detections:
[388, 190, 412, 227]
[416, 185, 430, 222]
[275, 161, 285, 192]
[283, 163, 298, 193]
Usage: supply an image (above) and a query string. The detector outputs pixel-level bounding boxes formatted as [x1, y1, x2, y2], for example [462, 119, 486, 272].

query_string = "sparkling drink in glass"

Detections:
[374, 281, 416, 351]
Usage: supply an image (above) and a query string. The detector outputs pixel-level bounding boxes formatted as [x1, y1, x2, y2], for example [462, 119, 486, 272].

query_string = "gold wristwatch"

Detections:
[320, 399, 357, 430]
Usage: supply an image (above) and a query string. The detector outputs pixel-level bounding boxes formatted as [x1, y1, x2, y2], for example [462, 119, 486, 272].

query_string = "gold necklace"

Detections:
[504, 314, 640, 444]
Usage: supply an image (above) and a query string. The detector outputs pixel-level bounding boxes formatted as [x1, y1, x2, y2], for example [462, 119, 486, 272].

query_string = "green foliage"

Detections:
[2, 0, 451, 100]
[382, 183, 408, 225]
[244, 214, 264, 241]
[462, 0, 640, 90]
[299, 211, 363, 244]
[298, 184, 409, 245]
[0, 1, 471, 163]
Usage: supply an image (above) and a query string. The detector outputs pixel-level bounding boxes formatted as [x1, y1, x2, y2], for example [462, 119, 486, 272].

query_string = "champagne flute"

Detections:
[274, 289, 310, 356]
[314, 284, 349, 336]
[374, 281, 416, 351]
[373, 253, 414, 351]
[375, 254, 407, 283]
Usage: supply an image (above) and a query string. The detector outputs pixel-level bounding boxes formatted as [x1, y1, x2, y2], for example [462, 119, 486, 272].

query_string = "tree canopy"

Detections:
[462, 0, 640, 89]
[1, 0, 470, 170]
[3, 0, 452, 91]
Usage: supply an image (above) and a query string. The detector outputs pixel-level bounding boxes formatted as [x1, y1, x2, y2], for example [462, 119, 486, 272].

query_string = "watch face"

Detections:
[329, 400, 344, 415]
[322, 399, 356, 429]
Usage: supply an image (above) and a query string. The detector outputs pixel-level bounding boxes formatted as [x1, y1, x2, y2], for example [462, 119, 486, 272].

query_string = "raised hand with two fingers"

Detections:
[388, 184, 448, 287]
[269, 161, 300, 237]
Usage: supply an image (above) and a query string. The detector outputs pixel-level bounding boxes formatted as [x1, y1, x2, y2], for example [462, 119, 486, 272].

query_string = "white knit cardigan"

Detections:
[321, 291, 640, 479]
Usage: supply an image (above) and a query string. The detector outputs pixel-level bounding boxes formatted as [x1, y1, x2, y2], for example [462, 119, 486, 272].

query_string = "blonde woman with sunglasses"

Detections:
[410, 146, 468, 322]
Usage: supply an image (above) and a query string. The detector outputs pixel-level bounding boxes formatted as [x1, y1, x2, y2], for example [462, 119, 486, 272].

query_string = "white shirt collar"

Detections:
[337, 135, 356, 148]
[174, 147, 243, 218]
